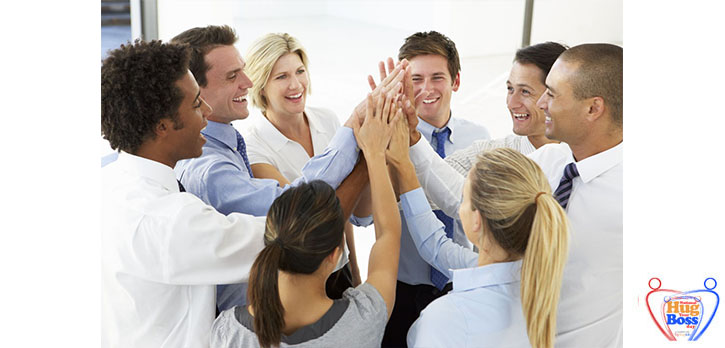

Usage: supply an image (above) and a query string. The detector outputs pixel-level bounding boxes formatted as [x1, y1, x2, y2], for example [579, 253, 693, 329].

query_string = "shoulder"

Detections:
[343, 283, 387, 321]
[407, 296, 467, 347]
[527, 143, 571, 166]
[210, 307, 260, 348]
[306, 105, 340, 131]
[450, 117, 491, 141]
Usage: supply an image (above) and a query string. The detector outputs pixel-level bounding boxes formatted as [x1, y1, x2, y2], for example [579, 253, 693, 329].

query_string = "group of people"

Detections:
[101, 24, 622, 348]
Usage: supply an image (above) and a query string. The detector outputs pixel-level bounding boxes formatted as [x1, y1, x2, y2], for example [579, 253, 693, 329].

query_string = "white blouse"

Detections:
[243, 106, 340, 181]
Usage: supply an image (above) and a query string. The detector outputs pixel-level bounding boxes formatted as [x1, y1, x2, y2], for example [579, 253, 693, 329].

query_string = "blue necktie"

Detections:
[234, 128, 254, 178]
[430, 127, 453, 290]
[554, 162, 579, 209]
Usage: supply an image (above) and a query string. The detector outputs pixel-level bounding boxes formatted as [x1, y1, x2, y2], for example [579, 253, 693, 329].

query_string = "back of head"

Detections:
[101, 39, 190, 154]
[469, 148, 569, 348]
[170, 25, 238, 87]
[514, 42, 568, 83]
[245, 33, 310, 113]
[397, 30, 461, 81]
[558, 43, 623, 128]
[247, 180, 345, 348]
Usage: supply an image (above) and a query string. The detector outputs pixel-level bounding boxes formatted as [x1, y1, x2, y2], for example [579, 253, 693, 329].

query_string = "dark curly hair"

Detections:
[170, 25, 238, 88]
[101, 39, 191, 153]
[398, 31, 461, 83]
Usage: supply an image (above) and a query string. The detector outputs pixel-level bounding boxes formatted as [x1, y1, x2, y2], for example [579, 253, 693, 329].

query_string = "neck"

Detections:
[265, 109, 309, 139]
[527, 134, 559, 149]
[475, 234, 512, 267]
[277, 270, 332, 334]
[134, 142, 176, 168]
[207, 114, 233, 125]
[569, 129, 622, 161]
[421, 110, 451, 129]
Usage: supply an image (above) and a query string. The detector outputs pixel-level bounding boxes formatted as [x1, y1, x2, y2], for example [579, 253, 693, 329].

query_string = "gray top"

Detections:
[210, 283, 388, 348]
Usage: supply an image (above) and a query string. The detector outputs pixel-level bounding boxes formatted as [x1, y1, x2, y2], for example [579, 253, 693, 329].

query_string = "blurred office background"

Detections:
[101, 0, 622, 278]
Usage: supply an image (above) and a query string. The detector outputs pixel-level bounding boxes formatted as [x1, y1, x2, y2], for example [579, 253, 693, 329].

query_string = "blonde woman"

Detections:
[243, 33, 370, 296]
[387, 118, 569, 348]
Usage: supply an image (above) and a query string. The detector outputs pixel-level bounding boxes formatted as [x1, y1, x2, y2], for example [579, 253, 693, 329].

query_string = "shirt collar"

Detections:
[417, 113, 457, 145]
[115, 151, 180, 193]
[253, 113, 290, 152]
[201, 120, 238, 151]
[575, 142, 623, 183]
[451, 260, 522, 292]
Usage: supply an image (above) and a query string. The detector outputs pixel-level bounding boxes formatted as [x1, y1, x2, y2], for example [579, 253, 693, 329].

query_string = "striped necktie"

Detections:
[554, 162, 579, 209]
[234, 128, 254, 178]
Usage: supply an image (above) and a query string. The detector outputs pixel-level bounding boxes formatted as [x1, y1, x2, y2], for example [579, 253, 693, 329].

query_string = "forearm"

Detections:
[351, 184, 372, 218]
[335, 155, 369, 219]
[344, 222, 362, 286]
[366, 154, 401, 239]
[408, 138, 465, 217]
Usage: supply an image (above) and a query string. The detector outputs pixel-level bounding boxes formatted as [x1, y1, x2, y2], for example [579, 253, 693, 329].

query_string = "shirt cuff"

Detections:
[409, 137, 435, 172]
[400, 187, 433, 218]
[329, 127, 359, 160]
[349, 214, 373, 227]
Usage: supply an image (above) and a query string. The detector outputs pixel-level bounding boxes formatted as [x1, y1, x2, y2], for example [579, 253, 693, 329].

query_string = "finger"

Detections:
[367, 75, 377, 91]
[378, 61, 387, 83]
[414, 88, 431, 105]
[386, 57, 395, 75]
[382, 91, 393, 124]
[382, 70, 405, 95]
[375, 91, 384, 120]
[379, 63, 404, 90]
[365, 93, 374, 122]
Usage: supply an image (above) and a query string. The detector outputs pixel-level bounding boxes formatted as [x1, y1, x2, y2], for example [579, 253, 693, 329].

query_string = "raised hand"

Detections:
[353, 91, 400, 159]
[385, 105, 410, 169]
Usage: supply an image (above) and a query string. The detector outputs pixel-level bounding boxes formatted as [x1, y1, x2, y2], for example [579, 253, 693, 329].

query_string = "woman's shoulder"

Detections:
[305, 105, 340, 129]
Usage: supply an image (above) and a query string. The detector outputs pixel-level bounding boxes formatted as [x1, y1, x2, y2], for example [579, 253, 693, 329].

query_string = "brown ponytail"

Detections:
[469, 148, 569, 348]
[247, 243, 284, 348]
[246, 181, 346, 348]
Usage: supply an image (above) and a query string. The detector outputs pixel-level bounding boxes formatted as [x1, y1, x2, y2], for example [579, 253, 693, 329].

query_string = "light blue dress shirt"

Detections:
[400, 188, 530, 348]
[397, 116, 490, 286]
[174, 121, 361, 310]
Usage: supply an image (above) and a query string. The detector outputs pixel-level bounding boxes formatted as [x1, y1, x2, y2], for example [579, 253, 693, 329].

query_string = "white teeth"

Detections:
[423, 97, 438, 104]
[233, 96, 247, 102]
[546, 115, 551, 122]
[513, 113, 529, 120]
[287, 93, 302, 99]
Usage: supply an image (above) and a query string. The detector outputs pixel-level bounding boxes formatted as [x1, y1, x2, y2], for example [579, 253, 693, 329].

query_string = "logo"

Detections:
[646, 277, 719, 341]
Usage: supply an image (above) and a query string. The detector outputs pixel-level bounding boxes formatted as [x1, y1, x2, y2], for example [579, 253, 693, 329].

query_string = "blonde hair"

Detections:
[245, 33, 311, 113]
[469, 148, 569, 348]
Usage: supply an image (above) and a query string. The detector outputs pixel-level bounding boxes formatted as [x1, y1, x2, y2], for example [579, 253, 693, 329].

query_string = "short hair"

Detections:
[558, 43, 623, 128]
[514, 41, 568, 83]
[170, 25, 238, 87]
[245, 33, 311, 113]
[247, 181, 345, 348]
[398, 31, 461, 83]
[101, 39, 190, 153]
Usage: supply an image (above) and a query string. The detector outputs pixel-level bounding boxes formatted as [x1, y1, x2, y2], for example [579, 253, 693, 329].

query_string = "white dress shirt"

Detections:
[243, 106, 340, 181]
[409, 140, 623, 347]
[102, 152, 266, 348]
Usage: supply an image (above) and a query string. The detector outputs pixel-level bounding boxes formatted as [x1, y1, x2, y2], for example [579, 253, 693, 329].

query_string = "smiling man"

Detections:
[101, 40, 269, 348]
[381, 31, 492, 347]
[406, 42, 623, 347]
[171, 25, 370, 313]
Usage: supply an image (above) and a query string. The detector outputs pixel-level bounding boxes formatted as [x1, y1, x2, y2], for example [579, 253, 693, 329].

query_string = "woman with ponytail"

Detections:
[390, 146, 569, 348]
[210, 90, 405, 348]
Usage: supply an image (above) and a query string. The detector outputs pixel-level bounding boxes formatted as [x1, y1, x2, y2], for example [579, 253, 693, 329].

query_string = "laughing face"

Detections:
[201, 45, 253, 124]
[506, 61, 548, 138]
[408, 54, 460, 127]
[262, 52, 308, 118]
[536, 59, 589, 145]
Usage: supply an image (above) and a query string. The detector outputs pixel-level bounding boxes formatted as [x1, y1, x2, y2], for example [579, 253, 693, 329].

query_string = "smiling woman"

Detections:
[242, 32, 370, 301]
